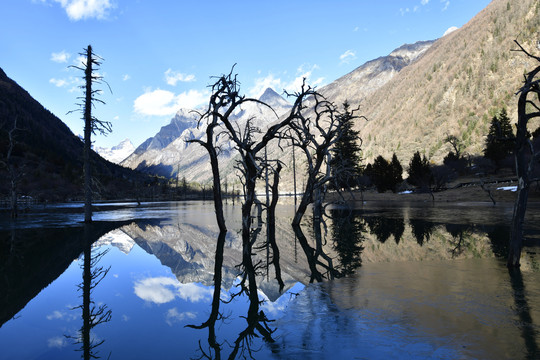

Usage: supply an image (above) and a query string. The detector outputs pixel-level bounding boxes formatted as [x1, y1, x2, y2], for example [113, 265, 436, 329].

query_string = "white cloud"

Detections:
[51, 50, 71, 63]
[399, 7, 410, 16]
[165, 308, 197, 326]
[340, 50, 357, 64]
[122, 74, 130, 81]
[50, 78, 68, 87]
[52, 0, 114, 21]
[248, 64, 325, 98]
[443, 26, 458, 36]
[176, 283, 213, 302]
[441, 0, 450, 11]
[164, 69, 196, 86]
[421, 0, 429, 5]
[46, 310, 65, 320]
[133, 89, 207, 116]
[249, 74, 284, 98]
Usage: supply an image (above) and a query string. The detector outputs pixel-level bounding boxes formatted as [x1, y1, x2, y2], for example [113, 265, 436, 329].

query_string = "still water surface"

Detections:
[1, 200, 540, 359]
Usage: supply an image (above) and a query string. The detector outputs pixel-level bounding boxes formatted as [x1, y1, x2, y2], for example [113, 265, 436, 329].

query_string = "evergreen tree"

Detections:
[369, 155, 401, 193]
[330, 101, 362, 190]
[483, 108, 515, 167]
[407, 151, 432, 189]
[390, 153, 403, 189]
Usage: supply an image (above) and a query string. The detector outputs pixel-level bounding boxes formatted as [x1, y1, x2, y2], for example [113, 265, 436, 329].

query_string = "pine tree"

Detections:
[330, 101, 362, 190]
[407, 151, 431, 189]
[390, 153, 403, 190]
[483, 108, 515, 167]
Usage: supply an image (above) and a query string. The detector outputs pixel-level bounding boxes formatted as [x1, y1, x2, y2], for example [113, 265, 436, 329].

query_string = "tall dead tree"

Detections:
[70, 45, 111, 223]
[507, 41, 540, 268]
[286, 93, 356, 226]
[1, 116, 23, 218]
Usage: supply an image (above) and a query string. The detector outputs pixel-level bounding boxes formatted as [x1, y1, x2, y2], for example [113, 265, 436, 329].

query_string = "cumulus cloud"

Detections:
[133, 277, 212, 304]
[248, 74, 284, 98]
[51, 50, 71, 63]
[421, 0, 429, 5]
[122, 74, 130, 81]
[133, 89, 207, 116]
[51, 0, 115, 21]
[164, 69, 196, 86]
[443, 26, 458, 36]
[340, 50, 357, 64]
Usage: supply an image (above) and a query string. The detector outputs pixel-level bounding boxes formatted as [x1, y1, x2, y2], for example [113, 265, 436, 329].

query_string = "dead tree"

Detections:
[70, 45, 112, 223]
[1, 116, 24, 218]
[507, 41, 540, 268]
[285, 91, 349, 226]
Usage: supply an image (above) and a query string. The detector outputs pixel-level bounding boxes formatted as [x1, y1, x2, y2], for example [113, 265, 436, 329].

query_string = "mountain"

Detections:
[320, 40, 435, 105]
[0, 67, 145, 201]
[122, 87, 292, 181]
[347, 0, 540, 164]
[95, 138, 135, 164]
[133, 108, 199, 155]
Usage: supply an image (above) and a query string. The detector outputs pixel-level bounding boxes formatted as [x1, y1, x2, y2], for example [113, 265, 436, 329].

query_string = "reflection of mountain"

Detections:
[94, 229, 136, 254]
[0, 221, 132, 327]
[120, 218, 306, 302]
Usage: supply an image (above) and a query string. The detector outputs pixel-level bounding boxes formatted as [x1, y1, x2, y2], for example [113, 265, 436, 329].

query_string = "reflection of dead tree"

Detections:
[508, 41, 540, 267]
[292, 224, 338, 283]
[267, 162, 285, 291]
[67, 226, 112, 359]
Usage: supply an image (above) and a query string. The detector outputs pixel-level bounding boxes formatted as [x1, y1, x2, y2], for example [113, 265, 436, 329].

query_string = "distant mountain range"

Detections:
[95, 138, 135, 164]
[121, 87, 292, 180]
[122, 0, 540, 190]
[2, 0, 539, 197]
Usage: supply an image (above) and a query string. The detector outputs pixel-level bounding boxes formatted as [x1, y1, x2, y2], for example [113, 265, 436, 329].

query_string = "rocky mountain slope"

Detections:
[122, 87, 292, 180]
[352, 0, 540, 163]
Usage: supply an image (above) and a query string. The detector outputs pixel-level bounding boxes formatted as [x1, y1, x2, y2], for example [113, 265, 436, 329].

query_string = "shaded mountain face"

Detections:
[0, 68, 143, 201]
[122, 88, 292, 181]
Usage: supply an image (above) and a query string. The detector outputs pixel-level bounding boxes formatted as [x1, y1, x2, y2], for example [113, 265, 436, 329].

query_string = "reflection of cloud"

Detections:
[46, 310, 64, 320]
[46, 310, 77, 321]
[134, 277, 178, 304]
[177, 283, 213, 302]
[133, 277, 212, 304]
[165, 307, 196, 326]
[48, 336, 67, 348]
[122, 314, 130, 322]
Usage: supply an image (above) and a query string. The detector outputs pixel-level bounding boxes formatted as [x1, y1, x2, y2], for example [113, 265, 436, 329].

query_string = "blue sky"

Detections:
[1, 0, 492, 149]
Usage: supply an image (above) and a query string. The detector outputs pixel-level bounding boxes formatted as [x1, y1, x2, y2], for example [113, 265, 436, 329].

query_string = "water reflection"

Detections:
[2, 202, 540, 359]
[67, 229, 112, 359]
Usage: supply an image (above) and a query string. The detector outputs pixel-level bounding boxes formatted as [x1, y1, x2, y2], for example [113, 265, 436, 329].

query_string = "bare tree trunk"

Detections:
[507, 41, 540, 268]
[83, 46, 93, 223]
[268, 163, 284, 291]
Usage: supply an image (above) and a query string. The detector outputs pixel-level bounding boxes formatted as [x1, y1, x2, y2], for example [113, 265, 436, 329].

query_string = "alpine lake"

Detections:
[1, 197, 540, 360]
